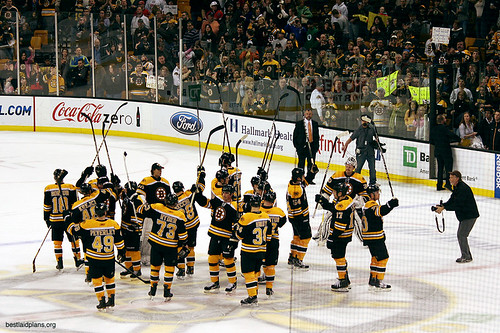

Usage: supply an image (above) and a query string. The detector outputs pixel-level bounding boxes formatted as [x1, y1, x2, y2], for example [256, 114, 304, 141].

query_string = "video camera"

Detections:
[431, 200, 444, 212]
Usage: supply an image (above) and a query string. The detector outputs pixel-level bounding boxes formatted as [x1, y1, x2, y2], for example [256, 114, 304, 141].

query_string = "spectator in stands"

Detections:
[413, 106, 427, 140]
[389, 94, 408, 136]
[489, 110, 500, 151]
[43, 67, 65, 96]
[183, 20, 199, 49]
[105, 63, 125, 99]
[69, 58, 89, 97]
[405, 100, 418, 137]
[70, 47, 90, 68]
[129, 62, 149, 100]
[0, 0, 19, 27]
[130, 7, 149, 36]
[459, 111, 483, 148]
[452, 90, 472, 128]
[18, 22, 33, 50]
[29, 63, 45, 96]
[368, 87, 392, 134]
[310, 80, 325, 124]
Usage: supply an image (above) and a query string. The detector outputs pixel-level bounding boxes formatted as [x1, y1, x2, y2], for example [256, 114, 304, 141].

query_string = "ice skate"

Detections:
[240, 295, 258, 307]
[369, 277, 391, 291]
[204, 281, 220, 294]
[225, 281, 237, 294]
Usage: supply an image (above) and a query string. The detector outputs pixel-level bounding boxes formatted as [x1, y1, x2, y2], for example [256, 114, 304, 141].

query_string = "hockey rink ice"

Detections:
[1, 131, 499, 333]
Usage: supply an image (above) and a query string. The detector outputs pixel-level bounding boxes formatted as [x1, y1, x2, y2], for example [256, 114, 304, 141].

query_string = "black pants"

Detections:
[457, 218, 476, 260]
[297, 150, 317, 171]
[436, 153, 453, 188]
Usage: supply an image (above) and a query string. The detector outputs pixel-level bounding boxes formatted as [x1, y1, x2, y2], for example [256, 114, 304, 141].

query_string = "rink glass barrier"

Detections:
[3, 11, 493, 145]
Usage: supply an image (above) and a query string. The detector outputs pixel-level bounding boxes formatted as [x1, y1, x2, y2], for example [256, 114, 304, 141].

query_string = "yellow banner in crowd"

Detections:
[376, 71, 398, 97]
[409, 86, 430, 104]
[367, 12, 391, 30]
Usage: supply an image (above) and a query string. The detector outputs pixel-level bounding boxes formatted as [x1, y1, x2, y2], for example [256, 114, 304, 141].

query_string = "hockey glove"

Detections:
[387, 198, 399, 208]
[310, 163, 319, 174]
[83, 166, 94, 178]
[63, 210, 72, 222]
[55, 169, 68, 184]
[177, 245, 190, 261]
[110, 173, 121, 186]
[257, 167, 268, 181]
[222, 240, 238, 257]
[197, 166, 206, 182]
[117, 249, 126, 263]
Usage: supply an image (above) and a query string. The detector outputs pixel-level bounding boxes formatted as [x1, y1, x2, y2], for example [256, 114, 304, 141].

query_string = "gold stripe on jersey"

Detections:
[323, 171, 368, 198]
[261, 206, 286, 240]
[148, 203, 187, 247]
[237, 213, 270, 253]
[362, 231, 385, 240]
[364, 200, 382, 216]
[75, 218, 124, 260]
[148, 232, 186, 248]
[177, 191, 200, 229]
[44, 183, 77, 223]
[211, 178, 224, 201]
[208, 225, 233, 238]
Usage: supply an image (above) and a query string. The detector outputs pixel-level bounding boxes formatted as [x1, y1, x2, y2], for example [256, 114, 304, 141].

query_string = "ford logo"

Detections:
[170, 111, 203, 135]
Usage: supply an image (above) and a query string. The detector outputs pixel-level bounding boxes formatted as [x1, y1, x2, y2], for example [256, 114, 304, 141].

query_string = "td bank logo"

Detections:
[403, 146, 417, 168]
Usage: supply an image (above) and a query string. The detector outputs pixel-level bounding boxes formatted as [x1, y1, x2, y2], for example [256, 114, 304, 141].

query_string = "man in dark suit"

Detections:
[430, 114, 461, 191]
[293, 109, 319, 183]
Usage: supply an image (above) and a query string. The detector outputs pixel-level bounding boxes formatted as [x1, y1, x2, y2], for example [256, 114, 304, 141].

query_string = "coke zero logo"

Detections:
[52, 102, 104, 123]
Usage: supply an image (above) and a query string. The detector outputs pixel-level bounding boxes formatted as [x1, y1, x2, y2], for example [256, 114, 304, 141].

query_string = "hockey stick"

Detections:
[115, 259, 149, 284]
[371, 122, 394, 197]
[235, 134, 248, 167]
[265, 130, 281, 175]
[190, 125, 225, 205]
[312, 131, 350, 218]
[207, 76, 231, 154]
[196, 99, 202, 164]
[55, 171, 80, 261]
[33, 227, 51, 273]
[90, 102, 128, 166]
[82, 113, 101, 165]
[123, 152, 131, 183]
[101, 121, 115, 175]
[235, 134, 249, 214]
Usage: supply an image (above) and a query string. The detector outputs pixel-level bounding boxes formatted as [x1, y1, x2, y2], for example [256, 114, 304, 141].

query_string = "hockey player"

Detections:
[172, 181, 201, 278]
[67, 202, 126, 311]
[68, 182, 113, 282]
[286, 167, 317, 269]
[119, 181, 144, 279]
[137, 163, 171, 206]
[43, 169, 81, 270]
[319, 157, 368, 241]
[219, 152, 241, 196]
[142, 193, 188, 301]
[235, 194, 272, 306]
[195, 183, 239, 294]
[259, 191, 287, 297]
[363, 184, 398, 291]
[315, 182, 355, 292]
[210, 168, 230, 201]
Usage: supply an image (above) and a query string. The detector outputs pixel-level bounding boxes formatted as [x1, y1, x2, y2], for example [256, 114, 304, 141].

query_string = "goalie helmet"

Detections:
[172, 181, 184, 193]
[124, 181, 137, 193]
[79, 183, 93, 196]
[345, 156, 357, 168]
[164, 193, 178, 207]
[95, 202, 108, 217]
[95, 164, 107, 177]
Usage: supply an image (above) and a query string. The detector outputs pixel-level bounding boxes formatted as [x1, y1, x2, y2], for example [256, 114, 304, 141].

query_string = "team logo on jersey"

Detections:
[214, 206, 226, 221]
[170, 111, 203, 135]
[156, 187, 167, 201]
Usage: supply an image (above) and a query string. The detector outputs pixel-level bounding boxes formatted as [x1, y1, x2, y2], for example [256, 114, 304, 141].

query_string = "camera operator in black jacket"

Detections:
[434, 170, 479, 263]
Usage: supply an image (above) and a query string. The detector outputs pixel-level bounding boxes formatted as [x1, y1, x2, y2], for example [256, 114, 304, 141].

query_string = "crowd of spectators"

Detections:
[0, 0, 499, 148]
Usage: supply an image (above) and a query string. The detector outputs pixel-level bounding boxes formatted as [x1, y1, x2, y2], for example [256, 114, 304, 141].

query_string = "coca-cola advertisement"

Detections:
[52, 101, 104, 123]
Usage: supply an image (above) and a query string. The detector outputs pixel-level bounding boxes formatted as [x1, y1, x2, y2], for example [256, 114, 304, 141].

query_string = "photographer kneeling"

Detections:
[434, 171, 479, 263]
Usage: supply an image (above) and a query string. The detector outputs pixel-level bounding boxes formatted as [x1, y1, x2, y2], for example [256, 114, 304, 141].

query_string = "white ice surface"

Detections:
[1, 131, 499, 333]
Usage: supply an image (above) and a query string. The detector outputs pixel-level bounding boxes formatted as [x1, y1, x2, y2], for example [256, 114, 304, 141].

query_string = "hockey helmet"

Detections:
[345, 156, 357, 168]
[124, 181, 137, 193]
[291, 167, 305, 181]
[80, 183, 93, 195]
[333, 182, 349, 197]
[95, 202, 108, 217]
[257, 181, 271, 192]
[172, 181, 184, 193]
[53, 169, 68, 182]
[216, 169, 229, 181]
[95, 164, 107, 177]
[248, 194, 262, 207]
[262, 190, 276, 203]
[164, 193, 178, 207]
[251, 176, 261, 186]
[219, 152, 235, 166]
[366, 183, 380, 195]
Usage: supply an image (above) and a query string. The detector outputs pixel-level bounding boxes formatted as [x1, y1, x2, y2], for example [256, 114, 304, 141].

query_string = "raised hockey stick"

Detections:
[55, 170, 80, 259]
[32, 227, 51, 273]
[123, 152, 131, 183]
[312, 131, 350, 218]
[265, 130, 281, 175]
[190, 125, 225, 205]
[114, 259, 149, 284]
[207, 76, 231, 154]
[235, 134, 248, 168]
[101, 121, 115, 175]
[82, 112, 101, 165]
[90, 102, 128, 166]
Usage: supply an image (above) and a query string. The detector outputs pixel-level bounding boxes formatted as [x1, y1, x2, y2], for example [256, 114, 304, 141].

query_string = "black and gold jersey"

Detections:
[362, 200, 393, 242]
[70, 190, 110, 223]
[176, 190, 200, 230]
[262, 59, 281, 80]
[196, 192, 239, 240]
[137, 176, 171, 205]
[235, 211, 271, 254]
[43, 183, 78, 224]
[328, 196, 355, 241]
[120, 193, 143, 233]
[210, 178, 224, 201]
[260, 205, 286, 241]
[146, 203, 187, 248]
[286, 181, 309, 220]
[69, 218, 124, 261]
[322, 170, 368, 200]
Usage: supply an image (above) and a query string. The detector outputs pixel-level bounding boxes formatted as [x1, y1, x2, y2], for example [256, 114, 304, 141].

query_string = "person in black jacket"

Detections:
[489, 110, 500, 152]
[430, 114, 461, 191]
[435, 170, 479, 263]
[293, 109, 319, 183]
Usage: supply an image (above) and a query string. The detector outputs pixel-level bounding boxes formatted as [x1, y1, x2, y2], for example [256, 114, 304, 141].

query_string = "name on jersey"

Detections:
[160, 214, 177, 223]
[51, 190, 69, 197]
[254, 220, 267, 227]
[90, 229, 115, 236]
[176, 198, 190, 209]
[78, 200, 95, 211]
